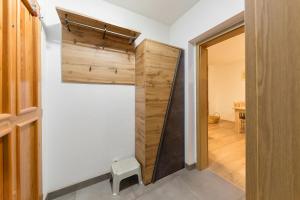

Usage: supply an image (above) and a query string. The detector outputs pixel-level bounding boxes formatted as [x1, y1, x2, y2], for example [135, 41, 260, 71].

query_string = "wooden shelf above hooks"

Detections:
[56, 7, 141, 52]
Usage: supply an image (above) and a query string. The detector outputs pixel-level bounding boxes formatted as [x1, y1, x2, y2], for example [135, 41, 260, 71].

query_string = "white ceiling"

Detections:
[103, 0, 200, 25]
[208, 33, 245, 66]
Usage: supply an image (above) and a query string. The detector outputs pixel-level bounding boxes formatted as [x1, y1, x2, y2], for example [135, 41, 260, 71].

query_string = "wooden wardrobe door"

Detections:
[1, 0, 41, 199]
[246, 0, 300, 199]
[0, 0, 18, 199]
[15, 0, 41, 200]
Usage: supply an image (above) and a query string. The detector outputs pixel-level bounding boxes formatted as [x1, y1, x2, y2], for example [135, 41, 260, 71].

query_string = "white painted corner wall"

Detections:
[39, 0, 170, 195]
[39, 0, 245, 196]
[169, 0, 244, 165]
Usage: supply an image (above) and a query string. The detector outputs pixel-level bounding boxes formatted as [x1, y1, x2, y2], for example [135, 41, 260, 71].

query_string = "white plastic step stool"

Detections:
[111, 157, 143, 195]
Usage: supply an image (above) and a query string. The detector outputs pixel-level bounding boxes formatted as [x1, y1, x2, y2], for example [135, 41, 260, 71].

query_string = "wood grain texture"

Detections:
[135, 41, 146, 175]
[1, 0, 18, 199]
[21, 0, 39, 17]
[1, 0, 16, 115]
[245, 0, 258, 199]
[0, 138, 3, 200]
[17, 2, 37, 113]
[0, 0, 42, 199]
[62, 43, 135, 85]
[202, 26, 245, 48]
[153, 50, 185, 182]
[16, 1, 41, 199]
[246, 0, 300, 199]
[135, 40, 181, 184]
[62, 25, 136, 53]
[57, 7, 140, 85]
[0, 0, 2, 113]
[34, 16, 43, 200]
[57, 8, 140, 52]
[208, 121, 245, 190]
[16, 121, 38, 200]
[197, 46, 208, 170]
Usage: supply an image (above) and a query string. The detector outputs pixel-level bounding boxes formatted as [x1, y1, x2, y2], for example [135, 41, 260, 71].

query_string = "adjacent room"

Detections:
[1, 0, 299, 200]
[207, 33, 245, 189]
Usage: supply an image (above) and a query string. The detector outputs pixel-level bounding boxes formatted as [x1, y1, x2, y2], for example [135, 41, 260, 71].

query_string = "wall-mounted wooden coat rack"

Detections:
[56, 8, 141, 85]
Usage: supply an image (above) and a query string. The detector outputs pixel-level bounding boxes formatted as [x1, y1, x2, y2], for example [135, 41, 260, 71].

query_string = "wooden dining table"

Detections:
[234, 104, 246, 134]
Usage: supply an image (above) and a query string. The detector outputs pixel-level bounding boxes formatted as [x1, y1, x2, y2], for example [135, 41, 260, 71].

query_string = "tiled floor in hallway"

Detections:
[54, 169, 245, 200]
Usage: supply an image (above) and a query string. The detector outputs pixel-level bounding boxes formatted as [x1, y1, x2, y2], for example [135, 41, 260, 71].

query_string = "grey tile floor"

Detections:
[54, 169, 245, 200]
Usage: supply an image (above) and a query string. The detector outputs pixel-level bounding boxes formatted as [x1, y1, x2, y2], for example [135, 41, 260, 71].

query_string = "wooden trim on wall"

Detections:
[190, 11, 244, 45]
[195, 13, 245, 171]
[201, 26, 245, 48]
[196, 46, 208, 170]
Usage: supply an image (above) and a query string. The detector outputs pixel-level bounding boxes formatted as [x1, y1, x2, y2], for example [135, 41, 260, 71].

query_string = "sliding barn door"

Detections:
[0, 0, 42, 199]
[246, 0, 300, 199]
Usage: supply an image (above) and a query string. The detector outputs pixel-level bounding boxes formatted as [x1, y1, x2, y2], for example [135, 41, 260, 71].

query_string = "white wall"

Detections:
[39, 0, 170, 195]
[169, 0, 244, 165]
[39, 0, 245, 195]
[208, 62, 245, 121]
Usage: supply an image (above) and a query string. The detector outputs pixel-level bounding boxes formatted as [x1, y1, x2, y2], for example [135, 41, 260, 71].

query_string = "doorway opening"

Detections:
[196, 22, 245, 190]
[207, 32, 245, 189]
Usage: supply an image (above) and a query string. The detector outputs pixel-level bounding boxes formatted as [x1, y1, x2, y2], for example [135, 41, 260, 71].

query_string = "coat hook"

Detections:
[89, 66, 92, 72]
[103, 24, 107, 39]
[65, 14, 71, 32]
[127, 51, 131, 60]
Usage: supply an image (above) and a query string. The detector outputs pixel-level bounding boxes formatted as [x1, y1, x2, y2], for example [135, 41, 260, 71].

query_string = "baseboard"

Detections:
[45, 172, 111, 200]
[45, 164, 195, 199]
[185, 163, 196, 170]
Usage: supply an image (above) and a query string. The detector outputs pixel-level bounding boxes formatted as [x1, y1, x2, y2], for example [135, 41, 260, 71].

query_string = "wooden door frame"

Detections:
[195, 12, 245, 170]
